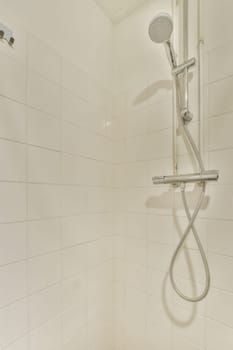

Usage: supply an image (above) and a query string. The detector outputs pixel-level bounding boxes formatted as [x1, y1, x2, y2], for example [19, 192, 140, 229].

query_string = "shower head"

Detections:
[148, 13, 177, 68]
[148, 13, 173, 44]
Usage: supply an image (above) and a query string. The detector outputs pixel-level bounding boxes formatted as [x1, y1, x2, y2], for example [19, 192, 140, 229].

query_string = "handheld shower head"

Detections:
[148, 13, 173, 43]
[149, 13, 177, 68]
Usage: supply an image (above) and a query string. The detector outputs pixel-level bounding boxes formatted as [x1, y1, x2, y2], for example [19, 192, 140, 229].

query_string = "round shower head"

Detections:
[148, 13, 173, 43]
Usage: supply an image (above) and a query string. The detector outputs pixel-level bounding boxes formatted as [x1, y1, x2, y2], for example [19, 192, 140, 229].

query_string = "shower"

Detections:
[148, 13, 177, 69]
[149, 13, 219, 302]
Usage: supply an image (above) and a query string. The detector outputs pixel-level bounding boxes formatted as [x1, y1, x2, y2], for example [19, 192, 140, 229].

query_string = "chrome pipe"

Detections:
[152, 170, 219, 185]
[164, 40, 177, 69]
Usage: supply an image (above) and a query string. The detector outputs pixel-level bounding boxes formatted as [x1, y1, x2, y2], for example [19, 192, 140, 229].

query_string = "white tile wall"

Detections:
[0, 97, 27, 142]
[0, 54, 26, 104]
[113, 0, 233, 349]
[28, 146, 61, 184]
[28, 108, 61, 151]
[0, 183, 27, 222]
[28, 34, 61, 84]
[0, 222, 26, 265]
[0, 300, 28, 348]
[62, 60, 88, 101]
[27, 70, 61, 118]
[28, 284, 61, 329]
[0, 139, 26, 182]
[27, 219, 60, 257]
[0, 261, 27, 307]
[29, 317, 61, 350]
[28, 184, 61, 220]
[62, 245, 88, 279]
[0, 1, 114, 349]
[0, 0, 233, 349]
[206, 319, 233, 350]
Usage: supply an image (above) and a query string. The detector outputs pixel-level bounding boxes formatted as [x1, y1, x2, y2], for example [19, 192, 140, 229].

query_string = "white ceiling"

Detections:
[94, 0, 147, 23]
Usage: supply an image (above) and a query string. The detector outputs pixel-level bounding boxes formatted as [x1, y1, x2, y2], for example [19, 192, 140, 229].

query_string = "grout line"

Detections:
[113, 262, 233, 302]
[0, 93, 115, 141]
[25, 30, 30, 343]
[0, 257, 114, 311]
[0, 210, 114, 224]
[0, 135, 115, 165]
[207, 72, 233, 86]
[1, 331, 30, 350]
[0, 237, 115, 267]
[207, 109, 233, 120]
[0, 180, 115, 189]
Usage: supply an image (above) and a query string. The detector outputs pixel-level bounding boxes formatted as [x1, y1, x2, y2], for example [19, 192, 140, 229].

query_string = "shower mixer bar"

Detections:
[152, 170, 219, 185]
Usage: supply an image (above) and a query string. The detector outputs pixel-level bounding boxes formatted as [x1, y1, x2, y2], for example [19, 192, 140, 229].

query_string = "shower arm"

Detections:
[164, 40, 177, 69]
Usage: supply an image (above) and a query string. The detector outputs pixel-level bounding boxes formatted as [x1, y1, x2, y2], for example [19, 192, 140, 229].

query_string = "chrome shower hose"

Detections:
[169, 122, 211, 302]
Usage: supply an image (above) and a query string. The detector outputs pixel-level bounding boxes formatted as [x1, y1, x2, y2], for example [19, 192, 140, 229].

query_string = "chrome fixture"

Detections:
[149, 13, 219, 302]
[149, 13, 177, 69]
[0, 23, 15, 46]
[152, 170, 219, 185]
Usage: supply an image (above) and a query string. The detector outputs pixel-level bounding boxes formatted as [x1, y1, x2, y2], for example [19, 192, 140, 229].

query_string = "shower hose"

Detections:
[169, 118, 210, 302]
